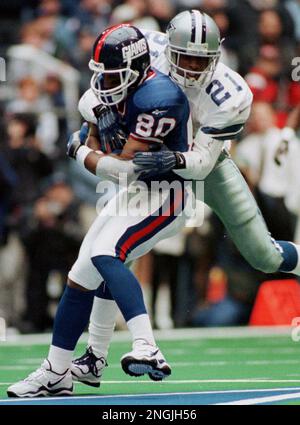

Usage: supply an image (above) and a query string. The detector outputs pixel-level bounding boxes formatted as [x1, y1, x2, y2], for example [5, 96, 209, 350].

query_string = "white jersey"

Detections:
[143, 30, 253, 140]
[79, 30, 252, 141]
[78, 30, 253, 182]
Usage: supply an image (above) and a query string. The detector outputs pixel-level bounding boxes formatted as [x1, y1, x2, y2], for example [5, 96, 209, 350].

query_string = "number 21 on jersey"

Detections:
[206, 72, 243, 106]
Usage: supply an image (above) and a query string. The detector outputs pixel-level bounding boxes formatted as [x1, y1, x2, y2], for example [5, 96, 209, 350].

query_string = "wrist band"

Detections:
[76, 145, 92, 167]
[174, 152, 186, 169]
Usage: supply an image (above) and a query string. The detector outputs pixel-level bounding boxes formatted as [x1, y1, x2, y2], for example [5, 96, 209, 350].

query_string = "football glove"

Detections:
[96, 104, 127, 154]
[67, 122, 89, 159]
[133, 150, 186, 179]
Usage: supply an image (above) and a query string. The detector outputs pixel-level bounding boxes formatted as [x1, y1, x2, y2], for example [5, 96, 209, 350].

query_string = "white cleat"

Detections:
[7, 359, 73, 398]
[71, 347, 107, 388]
[121, 340, 171, 381]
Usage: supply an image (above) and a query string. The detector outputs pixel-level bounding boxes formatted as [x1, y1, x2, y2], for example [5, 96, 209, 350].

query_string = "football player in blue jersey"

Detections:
[67, 11, 300, 390]
[7, 24, 193, 398]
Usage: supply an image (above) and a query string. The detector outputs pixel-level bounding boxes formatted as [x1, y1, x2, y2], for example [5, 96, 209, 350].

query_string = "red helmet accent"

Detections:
[93, 24, 131, 63]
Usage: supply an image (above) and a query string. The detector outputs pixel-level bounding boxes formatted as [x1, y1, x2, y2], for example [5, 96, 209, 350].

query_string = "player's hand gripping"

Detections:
[133, 150, 186, 179]
[96, 104, 127, 153]
[67, 122, 89, 159]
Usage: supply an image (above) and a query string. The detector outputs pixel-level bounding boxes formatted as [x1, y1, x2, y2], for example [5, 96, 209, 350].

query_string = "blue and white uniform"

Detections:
[69, 69, 193, 290]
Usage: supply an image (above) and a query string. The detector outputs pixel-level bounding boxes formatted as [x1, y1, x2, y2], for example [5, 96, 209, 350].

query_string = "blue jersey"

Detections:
[78, 70, 192, 182]
[116, 69, 191, 183]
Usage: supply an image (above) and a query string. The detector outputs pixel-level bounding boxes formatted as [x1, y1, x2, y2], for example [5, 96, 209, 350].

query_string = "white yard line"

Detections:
[1, 387, 300, 403]
[2, 379, 300, 386]
[1, 326, 293, 346]
[216, 392, 300, 405]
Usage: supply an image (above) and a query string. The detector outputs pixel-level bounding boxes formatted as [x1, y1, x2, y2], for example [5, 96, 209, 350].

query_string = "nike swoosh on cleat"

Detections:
[47, 376, 66, 388]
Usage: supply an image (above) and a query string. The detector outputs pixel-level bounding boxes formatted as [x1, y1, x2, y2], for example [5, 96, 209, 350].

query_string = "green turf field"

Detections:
[1, 327, 300, 404]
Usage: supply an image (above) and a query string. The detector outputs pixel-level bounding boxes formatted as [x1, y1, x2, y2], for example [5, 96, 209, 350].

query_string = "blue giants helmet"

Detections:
[89, 24, 151, 106]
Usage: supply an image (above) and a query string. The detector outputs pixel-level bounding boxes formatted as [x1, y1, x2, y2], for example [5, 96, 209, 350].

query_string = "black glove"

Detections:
[133, 150, 186, 179]
[93, 104, 127, 153]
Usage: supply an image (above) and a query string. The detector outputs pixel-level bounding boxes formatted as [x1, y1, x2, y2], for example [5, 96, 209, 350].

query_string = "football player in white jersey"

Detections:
[67, 10, 300, 389]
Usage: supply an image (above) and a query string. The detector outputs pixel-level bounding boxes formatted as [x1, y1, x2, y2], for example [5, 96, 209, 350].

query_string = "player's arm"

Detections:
[83, 135, 152, 174]
[133, 133, 224, 180]
[67, 122, 158, 183]
[67, 123, 138, 184]
[133, 84, 254, 179]
[172, 133, 225, 180]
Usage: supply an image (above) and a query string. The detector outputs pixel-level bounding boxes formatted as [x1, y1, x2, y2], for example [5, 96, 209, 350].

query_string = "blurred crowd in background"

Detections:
[0, 0, 300, 333]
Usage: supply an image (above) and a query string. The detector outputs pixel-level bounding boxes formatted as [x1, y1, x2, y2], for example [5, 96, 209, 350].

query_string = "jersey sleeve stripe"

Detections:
[201, 123, 244, 139]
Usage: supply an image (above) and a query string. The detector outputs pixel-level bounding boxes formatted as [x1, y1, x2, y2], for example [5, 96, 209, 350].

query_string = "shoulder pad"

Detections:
[78, 89, 100, 124]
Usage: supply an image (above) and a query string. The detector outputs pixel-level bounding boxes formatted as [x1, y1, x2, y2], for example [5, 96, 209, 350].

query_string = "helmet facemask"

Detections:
[89, 58, 140, 106]
[166, 44, 221, 89]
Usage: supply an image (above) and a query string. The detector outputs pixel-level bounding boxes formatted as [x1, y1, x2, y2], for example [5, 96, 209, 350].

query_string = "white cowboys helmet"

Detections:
[166, 10, 222, 89]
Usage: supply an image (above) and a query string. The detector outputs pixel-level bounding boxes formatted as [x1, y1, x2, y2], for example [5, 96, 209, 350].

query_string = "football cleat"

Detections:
[7, 359, 73, 398]
[121, 340, 171, 381]
[71, 347, 107, 388]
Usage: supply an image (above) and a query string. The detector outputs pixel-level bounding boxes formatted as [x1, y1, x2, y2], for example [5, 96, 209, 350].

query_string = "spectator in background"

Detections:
[226, 0, 294, 75]
[6, 77, 59, 157]
[1, 113, 53, 212]
[0, 113, 54, 328]
[74, 0, 112, 34]
[34, 0, 78, 61]
[43, 74, 68, 158]
[110, 0, 161, 31]
[0, 153, 21, 328]
[19, 20, 46, 51]
[245, 45, 300, 127]
[20, 176, 82, 333]
[70, 26, 99, 95]
[148, 233, 186, 329]
[176, 0, 228, 14]
[285, 0, 300, 43]
[0, 155, 18, 246]
[145, 0, 174, 32]
[208, 5, 239, 71]
[257, 8, 295, 72]
[235, 101, 297, 241]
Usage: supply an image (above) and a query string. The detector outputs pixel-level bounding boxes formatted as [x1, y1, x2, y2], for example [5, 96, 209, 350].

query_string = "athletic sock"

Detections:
[277, 241, 300, 274]
[49, 285, 95, 372]
[127, 313, 156, 347]
[48, 345, 73, 374]
[88, 284, 119, 358]
[91, 255, 147, 321]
